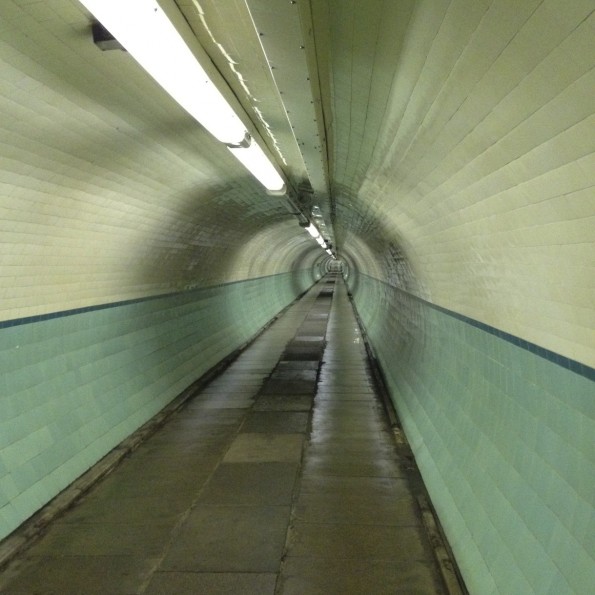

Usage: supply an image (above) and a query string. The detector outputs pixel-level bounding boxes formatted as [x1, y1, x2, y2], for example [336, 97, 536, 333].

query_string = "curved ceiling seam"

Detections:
[190, 0, 288, 167]
[242, 0, 332, 235]
[175, 0, 337, 259]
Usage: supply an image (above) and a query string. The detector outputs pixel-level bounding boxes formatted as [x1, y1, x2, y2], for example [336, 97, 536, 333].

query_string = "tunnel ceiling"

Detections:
[1, 0, 593, 365]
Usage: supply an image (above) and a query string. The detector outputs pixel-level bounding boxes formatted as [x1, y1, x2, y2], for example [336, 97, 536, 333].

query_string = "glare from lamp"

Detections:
[305, 224, 320, 239]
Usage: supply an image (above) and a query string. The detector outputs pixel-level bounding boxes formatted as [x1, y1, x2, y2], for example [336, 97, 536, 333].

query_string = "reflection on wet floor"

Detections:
[0, 275, 445, 594]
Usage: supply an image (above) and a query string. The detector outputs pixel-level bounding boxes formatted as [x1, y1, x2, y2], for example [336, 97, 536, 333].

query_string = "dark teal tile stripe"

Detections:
[361, 273, 594, 382]
[0, 273, 290, 331]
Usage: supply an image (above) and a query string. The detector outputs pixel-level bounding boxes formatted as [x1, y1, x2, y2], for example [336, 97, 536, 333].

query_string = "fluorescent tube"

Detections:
[79, 0, 246, 144]
[316, 237, 327, 249]
[227, 141, 285, 193]
[305, 224, 320, 239]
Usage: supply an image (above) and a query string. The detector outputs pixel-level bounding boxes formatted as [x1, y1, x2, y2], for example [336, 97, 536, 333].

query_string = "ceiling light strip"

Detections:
[80, 0, 285, 192]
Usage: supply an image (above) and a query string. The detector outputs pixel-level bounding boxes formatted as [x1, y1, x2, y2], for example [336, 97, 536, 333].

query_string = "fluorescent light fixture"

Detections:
[326, 249, 333, 256]
[80, 0, 245, 144]
[80, 0, 286, 192]
[304, 224, 320, 239]
[316, 237, 327, 249]
[227, 136, 285, 193]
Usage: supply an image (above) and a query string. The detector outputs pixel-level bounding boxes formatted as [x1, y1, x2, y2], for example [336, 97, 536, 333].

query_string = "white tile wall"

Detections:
[321, 0, 595, 366]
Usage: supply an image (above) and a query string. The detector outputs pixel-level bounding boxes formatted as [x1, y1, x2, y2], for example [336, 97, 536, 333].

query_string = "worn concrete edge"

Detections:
[0, 280, 317, 572]
[345, 287, 468, 595]
[418, 494, 466, 595]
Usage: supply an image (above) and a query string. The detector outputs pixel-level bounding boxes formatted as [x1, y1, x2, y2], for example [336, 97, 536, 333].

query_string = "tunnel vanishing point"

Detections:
[0, 1, 594, 593]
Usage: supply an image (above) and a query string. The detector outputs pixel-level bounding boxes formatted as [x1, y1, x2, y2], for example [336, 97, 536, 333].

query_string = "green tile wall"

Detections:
[349, 273, 594, 595]
[0, 271, 314, 541]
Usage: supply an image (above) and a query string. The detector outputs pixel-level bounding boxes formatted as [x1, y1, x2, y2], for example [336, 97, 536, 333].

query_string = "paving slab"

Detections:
[76, 463, 214, 499]
[0, 555, 158, 595]
[28, 522, 174, 557]
[277, 360, 320, 370]
[305, 438, 397, 458]
[58, 493, 190, 525]
[222, 433, 304, 463]
[297, 324, 326, 335]
[196, 463, 299, 506]
[293, 489, 419, 526]
[294, 334, 326, 342]
[270, 368, 318, 381]
[285, 519, 429, 560]
[314, 391, 376, 401]
[260, 378, 317, 394]
[145, 571, 277, 595]
[301, 454, 403, 478]
[281, 346, 325, 360]
[277, 557, 443, 595]
[185, 396, 255, 409]
[241, 411, 310, 433]
[253, 394, 314, 411]
[161, 505, 290, 572]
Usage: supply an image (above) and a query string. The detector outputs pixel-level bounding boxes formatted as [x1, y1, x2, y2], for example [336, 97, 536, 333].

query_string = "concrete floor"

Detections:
[0, 276, 446, 594]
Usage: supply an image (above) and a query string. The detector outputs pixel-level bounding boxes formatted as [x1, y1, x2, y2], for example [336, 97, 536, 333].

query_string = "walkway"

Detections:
[0, 276, 445, 594]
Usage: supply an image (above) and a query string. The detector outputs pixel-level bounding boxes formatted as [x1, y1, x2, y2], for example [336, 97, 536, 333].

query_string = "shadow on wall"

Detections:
[0, 187, 320, 543]
[135, 182, 290, 291]
[286, 247, 322, 295]
[345, 238, 425, 367]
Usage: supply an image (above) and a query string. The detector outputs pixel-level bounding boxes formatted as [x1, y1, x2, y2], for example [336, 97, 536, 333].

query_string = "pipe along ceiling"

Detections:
[0, 1, 593, 593]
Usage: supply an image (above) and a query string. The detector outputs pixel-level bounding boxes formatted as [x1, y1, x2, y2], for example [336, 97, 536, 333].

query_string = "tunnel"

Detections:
[0, 1, 594, 593]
